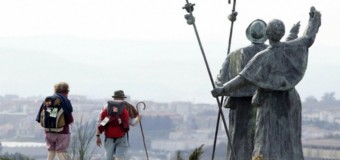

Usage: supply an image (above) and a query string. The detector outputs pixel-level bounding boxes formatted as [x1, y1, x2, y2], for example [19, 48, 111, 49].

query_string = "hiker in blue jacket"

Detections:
[36, 82, 74, 160]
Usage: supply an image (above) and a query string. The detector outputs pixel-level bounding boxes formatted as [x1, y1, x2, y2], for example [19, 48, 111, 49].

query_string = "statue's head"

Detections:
[246, 19, 267, 44]
[266, 19, 285, 42]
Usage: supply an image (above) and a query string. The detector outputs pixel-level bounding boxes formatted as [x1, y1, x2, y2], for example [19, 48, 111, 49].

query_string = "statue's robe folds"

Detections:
[216, 43, 267, 160]
[239, 37, 314, 160]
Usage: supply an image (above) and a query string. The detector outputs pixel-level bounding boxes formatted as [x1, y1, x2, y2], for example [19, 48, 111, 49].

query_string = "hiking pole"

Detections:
[182, 1, 236, 160]
[136, 102, 149, 160]
[212, 0, 238, 159]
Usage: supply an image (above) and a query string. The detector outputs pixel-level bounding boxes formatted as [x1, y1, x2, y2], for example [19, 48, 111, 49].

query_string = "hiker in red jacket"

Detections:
[96, 90, 134, 160]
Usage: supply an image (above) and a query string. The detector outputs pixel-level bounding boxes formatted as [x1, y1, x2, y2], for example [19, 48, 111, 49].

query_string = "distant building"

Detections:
[303, 139, 340, 159]
[320, 111, 335, 122]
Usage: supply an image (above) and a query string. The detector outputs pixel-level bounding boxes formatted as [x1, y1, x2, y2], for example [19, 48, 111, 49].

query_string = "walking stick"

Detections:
[182, 1, 236, 159]
[136, 102, 149, 160]
[212, 0, 238, 159]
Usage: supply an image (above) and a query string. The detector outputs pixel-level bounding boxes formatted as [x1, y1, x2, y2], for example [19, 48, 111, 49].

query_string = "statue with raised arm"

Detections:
[212, 7, 321, 160]
[216, 19, 300, 160]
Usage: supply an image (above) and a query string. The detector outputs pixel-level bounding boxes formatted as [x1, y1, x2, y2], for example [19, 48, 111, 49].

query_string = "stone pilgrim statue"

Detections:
[212, 6, 321, 160]
[215, 19, 268, 160]
[216, 18, 301, 160]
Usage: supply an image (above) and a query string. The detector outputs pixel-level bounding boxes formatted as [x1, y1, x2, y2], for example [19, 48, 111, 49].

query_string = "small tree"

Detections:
[321, 92, 337, 105]
[188, 144, 204, 160]
[69, 116, 98, 160]
[174, 144, 205, 160]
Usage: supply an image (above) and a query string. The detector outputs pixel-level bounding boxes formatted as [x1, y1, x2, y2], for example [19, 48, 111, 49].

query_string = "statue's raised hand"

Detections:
[290, 21, 300, 36]
[309, 6, 321, 27]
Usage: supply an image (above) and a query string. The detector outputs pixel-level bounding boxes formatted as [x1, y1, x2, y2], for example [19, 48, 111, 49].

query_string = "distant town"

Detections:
[1, 93, 340, 160]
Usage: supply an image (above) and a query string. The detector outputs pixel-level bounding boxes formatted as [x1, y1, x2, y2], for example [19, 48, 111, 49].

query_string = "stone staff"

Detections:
[212, 0, 238, 159]
[182, 0, 237, 159]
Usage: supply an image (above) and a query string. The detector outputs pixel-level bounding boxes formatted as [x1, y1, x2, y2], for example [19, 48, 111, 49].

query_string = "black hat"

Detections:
[112, 90, 127, 98]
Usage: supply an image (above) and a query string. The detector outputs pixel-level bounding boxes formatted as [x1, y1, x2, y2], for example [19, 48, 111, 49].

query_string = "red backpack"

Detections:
[98, 101, 129, 137]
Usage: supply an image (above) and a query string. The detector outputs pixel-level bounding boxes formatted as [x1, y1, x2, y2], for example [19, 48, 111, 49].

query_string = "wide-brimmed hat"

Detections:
[246, 19, 267, 44]
[112, 90, 127, 98]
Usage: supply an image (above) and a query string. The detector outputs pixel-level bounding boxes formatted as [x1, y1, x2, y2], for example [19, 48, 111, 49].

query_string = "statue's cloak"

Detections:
[240, 38, 311, 90]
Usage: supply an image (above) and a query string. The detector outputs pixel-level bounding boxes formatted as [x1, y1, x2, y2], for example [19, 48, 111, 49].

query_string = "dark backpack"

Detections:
[106, 101, 129, 133]
[39, 95, 66, 132]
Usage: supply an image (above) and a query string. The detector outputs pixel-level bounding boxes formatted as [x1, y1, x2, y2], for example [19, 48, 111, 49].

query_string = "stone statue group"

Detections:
[211, 6, 321, 160]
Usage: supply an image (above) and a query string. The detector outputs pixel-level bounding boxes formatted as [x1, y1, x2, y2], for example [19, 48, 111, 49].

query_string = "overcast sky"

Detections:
[0, 0, 339, 103]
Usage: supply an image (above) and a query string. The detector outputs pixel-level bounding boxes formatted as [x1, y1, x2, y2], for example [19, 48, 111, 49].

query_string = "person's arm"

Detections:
[211, 75, 250, 97]
[129, 115, 142, 127]
[35, 103, 44, 123]
[302, 6, 321, 47]
[125, 102, 141, 126]
[95, 128, 101, 147]
[67, 112, 74, 125]
[96, 107, 106, 147]
[125, 102, 139, 118]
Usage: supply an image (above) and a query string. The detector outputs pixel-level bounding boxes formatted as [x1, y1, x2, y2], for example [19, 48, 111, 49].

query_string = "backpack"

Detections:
[100, 101, 129, 133]
[39, 95, 66, 132]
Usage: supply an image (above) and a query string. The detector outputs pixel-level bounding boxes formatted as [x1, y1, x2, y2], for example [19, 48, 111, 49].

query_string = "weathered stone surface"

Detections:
[225, 97, 257, 160]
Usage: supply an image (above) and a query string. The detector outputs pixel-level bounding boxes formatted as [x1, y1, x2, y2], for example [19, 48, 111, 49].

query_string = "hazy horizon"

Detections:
[1, 36, 339, 104]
